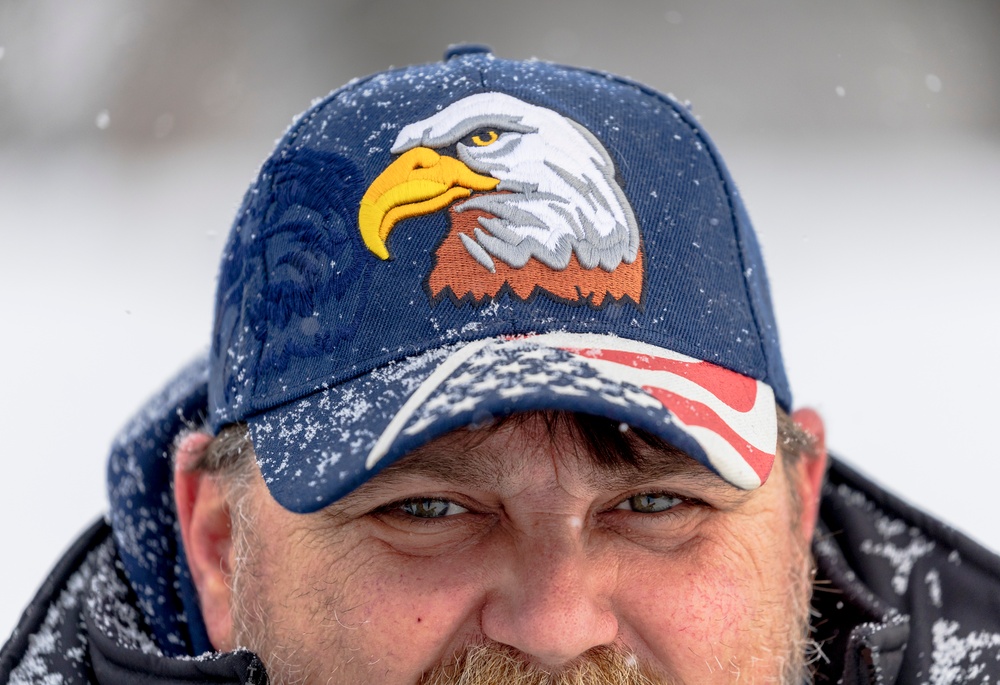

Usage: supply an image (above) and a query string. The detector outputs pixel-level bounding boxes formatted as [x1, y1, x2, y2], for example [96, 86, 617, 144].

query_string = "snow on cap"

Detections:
[208, 46, 791, 513]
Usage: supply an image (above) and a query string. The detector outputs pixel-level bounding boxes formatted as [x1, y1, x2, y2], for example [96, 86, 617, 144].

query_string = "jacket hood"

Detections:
[105, 356, 213, 656]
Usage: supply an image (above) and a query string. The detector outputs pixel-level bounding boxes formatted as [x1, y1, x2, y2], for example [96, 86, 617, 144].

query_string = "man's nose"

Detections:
[480, 535, 619, 666]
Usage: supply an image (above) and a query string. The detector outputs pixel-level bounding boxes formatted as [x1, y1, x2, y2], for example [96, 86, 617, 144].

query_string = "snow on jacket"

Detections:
[3, 359, 1000, 684]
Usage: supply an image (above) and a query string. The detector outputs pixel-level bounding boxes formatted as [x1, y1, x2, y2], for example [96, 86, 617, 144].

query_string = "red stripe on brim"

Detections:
[642, 385, 775, 484]
[566, 348, 759, 413]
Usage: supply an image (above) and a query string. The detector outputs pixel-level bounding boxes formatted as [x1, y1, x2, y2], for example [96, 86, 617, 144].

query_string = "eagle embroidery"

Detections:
[358, 93, 644, 307]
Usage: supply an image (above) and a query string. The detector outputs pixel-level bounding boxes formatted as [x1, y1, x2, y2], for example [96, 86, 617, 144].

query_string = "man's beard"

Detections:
[419, 643, 658, 684]
[228, 499, 818, 685]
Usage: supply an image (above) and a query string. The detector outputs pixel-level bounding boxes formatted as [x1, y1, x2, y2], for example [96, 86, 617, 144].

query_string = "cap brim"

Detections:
[247, 332, 777, 513]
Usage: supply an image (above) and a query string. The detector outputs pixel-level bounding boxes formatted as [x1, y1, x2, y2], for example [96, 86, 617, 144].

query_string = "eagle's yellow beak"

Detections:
[358, 147, 499, 259]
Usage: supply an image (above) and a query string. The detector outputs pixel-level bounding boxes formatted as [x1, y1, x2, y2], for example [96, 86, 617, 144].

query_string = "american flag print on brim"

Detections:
[248, 332, 777, 513]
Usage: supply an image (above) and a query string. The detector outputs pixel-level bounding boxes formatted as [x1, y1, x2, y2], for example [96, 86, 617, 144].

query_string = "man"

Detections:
[3, 46, 999, 684]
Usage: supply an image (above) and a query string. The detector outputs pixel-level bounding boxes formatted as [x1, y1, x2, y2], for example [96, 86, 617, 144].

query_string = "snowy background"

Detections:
[2, 0, 998, 639]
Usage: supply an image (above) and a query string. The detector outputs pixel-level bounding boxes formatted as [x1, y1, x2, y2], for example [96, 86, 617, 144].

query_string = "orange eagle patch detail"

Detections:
[429, 204, 644, 307]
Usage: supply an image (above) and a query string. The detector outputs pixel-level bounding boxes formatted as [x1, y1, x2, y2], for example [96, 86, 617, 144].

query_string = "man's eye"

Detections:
[399, 498, 469, 519]
[615, 493, 682, 514]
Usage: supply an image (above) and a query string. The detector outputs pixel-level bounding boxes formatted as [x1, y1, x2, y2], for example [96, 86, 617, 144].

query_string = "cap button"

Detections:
[443, 43, 493, 60]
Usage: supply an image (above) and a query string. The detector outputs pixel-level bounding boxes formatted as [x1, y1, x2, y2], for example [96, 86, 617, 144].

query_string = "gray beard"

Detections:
[419, 643, 664, 684]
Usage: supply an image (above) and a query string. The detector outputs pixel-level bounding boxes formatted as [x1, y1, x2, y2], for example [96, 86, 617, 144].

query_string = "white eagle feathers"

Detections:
[391, 93, 640, 274]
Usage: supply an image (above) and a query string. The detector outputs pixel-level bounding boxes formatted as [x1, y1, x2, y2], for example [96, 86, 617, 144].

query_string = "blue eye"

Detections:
[399, 498, 469, 518]
[615, 493, 682, 513]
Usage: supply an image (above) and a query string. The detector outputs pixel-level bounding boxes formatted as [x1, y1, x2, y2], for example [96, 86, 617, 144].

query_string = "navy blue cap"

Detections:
[208, 50, 790, 513]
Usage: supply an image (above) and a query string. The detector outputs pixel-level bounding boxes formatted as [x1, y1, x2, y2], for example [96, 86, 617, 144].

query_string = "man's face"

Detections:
[221, 414, 818, 684]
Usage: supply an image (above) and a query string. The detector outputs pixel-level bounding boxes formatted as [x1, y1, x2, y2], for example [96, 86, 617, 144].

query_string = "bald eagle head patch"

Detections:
[358, 92, 644, 308]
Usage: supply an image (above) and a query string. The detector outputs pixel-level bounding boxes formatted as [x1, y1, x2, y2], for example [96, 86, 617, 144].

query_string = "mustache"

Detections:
[418, 643, 669, 685]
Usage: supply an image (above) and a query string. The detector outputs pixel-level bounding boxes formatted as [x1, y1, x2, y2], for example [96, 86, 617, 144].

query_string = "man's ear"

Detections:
[790, 408, 829, 541]
[174, 432, 237, 651]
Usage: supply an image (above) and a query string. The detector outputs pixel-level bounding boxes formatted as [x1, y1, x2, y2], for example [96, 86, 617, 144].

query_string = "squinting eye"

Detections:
[615, 493, 682, 514]
[469, 130, 499, 146]
[399, 498, 469, 518]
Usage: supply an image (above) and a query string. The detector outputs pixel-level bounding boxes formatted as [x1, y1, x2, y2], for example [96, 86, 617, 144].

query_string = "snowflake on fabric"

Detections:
[930, 619, 1000, 685]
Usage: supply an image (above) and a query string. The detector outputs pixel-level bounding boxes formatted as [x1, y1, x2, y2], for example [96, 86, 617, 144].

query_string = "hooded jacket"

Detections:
[3, 359, 1000, 684]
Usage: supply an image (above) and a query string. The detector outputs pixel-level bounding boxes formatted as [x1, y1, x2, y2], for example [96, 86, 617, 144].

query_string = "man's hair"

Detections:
[187, 407, 817, 493]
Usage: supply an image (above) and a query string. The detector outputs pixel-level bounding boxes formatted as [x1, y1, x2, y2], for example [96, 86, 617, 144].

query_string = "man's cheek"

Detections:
[632, 561, 752, 633]
[616, 541, 762, 667]
[279, 542, 487, 674]
[246, 520, 377, 630]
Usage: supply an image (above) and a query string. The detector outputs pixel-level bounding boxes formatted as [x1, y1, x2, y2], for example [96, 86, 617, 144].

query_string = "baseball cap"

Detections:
[208, 45, 791, 513]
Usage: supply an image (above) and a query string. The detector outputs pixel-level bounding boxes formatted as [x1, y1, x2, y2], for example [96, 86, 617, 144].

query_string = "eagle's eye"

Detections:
[462, 128, 500, 147]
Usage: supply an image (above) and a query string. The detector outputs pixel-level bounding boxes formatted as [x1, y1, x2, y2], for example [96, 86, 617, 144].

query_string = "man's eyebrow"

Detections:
[328, 441, 513, 514]
[356, 441, 513, 492]
[583, 446, 744, 496]
[338, 434, 743, 507]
